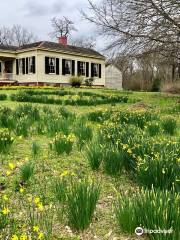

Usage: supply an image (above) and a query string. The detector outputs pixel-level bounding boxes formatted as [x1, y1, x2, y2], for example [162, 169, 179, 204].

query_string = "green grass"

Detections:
[0, 87, 179, 240]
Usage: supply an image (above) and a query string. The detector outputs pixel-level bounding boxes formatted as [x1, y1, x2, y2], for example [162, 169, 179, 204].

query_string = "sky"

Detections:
[0, 0, 105, 51]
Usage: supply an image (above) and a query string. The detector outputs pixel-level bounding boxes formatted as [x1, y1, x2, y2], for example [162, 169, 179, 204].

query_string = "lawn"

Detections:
[0, 87, 179, 240]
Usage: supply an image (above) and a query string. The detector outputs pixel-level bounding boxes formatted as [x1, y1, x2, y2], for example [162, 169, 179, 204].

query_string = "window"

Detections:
[65, 60, 72, 75]
[28, 57, 35, 73]
[78, 61, 86, 76]
[91, 63, 101, 78]
[45, 57, 59, 75]
[49, 58, 56, 74]
[19, 59, 23, 74]
[62, 59, 75, 75]
[93, 64, 99, 77]
[0, 62, 2, 75]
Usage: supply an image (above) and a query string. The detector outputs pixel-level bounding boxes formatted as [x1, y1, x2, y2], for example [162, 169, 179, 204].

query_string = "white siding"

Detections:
[105, 64, 122, 89]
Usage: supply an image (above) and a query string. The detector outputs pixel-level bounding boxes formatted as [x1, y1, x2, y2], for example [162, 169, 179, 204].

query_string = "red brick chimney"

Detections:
[58, 36, 67, 45]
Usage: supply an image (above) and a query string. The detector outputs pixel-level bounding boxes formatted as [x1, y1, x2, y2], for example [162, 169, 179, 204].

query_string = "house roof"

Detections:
[0, 41, 105, 59]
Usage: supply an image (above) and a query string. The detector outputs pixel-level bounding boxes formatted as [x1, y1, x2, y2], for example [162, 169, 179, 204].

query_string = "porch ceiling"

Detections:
[0, 56, 15, 60]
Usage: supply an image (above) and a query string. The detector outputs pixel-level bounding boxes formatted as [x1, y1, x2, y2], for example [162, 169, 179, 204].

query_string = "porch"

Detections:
[0, 57, 17, 83]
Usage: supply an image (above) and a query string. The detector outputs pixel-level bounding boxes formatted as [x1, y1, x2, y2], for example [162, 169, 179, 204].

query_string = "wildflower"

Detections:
[20, 234, 28, 240]
[37, 202, 44, 211]
[127, 149, 132, 154]
[34, 197, 40, 204]
[9, 163, 15, 170]
[33, 225, 40, 232]
[6, 170, 11, 176]
[19, 136, 23, 140]
[3, 194, 8, 201]
[19, 187, 25, 193]
[38, 232, 44, 239]
[162, 168, 166, 174]
[11, 235, 19, 240]
[2, 207, 10, 215]
[60, 170, 68, 177]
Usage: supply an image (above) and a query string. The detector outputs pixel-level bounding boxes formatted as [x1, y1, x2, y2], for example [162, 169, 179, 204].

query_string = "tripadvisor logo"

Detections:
[135, 227, 144, 236]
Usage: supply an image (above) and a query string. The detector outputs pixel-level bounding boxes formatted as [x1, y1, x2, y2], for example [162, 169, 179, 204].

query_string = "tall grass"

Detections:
[66, 179, 100, 231]
[20, 161, 35, 183]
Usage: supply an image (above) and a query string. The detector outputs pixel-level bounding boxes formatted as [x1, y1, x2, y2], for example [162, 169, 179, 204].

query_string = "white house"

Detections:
[0, 37, 106, 86]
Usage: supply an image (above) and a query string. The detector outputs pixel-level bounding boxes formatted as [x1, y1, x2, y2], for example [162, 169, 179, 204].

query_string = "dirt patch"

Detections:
[130, 102, 150, 110]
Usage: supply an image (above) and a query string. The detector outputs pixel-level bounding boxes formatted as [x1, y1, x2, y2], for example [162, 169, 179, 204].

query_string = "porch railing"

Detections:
[0, 73, 16, 81]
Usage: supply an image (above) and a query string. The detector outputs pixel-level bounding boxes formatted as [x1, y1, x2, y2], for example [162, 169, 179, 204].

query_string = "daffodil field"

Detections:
[0, 87, 179, 240]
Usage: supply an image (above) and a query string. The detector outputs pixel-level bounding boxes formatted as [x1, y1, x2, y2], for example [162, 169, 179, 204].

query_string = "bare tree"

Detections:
[82, 0, 180, 61]
[0, 25, 37, 46]
[50, 17, 77, 38]
[70, 36, 96, 49]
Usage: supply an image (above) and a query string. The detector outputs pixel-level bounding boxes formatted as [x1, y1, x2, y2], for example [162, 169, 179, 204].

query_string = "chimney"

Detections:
[58, 36, 67, 45]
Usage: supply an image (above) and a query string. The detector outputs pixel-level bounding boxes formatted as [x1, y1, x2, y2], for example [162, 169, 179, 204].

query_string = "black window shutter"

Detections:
[91, 63, 94, 77]
[22, 58, 25, 74]
[72, 60, 75, 75]
[0, 62, 1, 73]
[56, 58, 59, 75]
[16, 59, 19, 75]
[99, 64, 101, 78]
[45, 57, 49, 74]
[77, 61, 80, 76]
[62, 59, 65, 75]
[26, 58, 28, 74]
[32, 56, 36, 73]
[86, 62, 89, 77]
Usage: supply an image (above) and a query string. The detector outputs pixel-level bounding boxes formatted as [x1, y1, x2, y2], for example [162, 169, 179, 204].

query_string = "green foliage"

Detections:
[50, 133, 75, 155]
[14, 116, 31, 137]
[161, 117, 177, 135]
[103, 147, 124, 176]
[115, 188, 180, 239]
[136, 148, 180, 190]
[151, 78, 161, 92]
[69, 76, 83, 88]
[66, 179, 100, 231]
[85, 138, 103, 170]
[146, 121, 161, 136]
[31, 141, 41, 158]
[20, 161, 35, 183]
[84, 77, 94, 87]
[0, 94, 7, 101]
[52, 177, 67, 204]
[0, 128, 14, 154]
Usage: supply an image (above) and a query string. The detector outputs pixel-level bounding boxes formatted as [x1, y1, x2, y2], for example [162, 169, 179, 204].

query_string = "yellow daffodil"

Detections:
[6, 170, 11, 176]
[37, 202, 44, 211]
[11, 235, 19, 240]
[19, 187, 25, 193]
[9, 163, 15, 170]
[2, 207, 10, 215]
[20, 234, 28, 240]
[33, 225, 40, 232]
[38, 232, 44, 239]
[60, 170, 68, 177]
[34, 197, 40, 204]
[3, 195, 8, 201]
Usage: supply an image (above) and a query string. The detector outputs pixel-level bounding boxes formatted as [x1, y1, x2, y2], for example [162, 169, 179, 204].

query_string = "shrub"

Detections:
[69, 76, 83, 88]
[52, 177, 67, 204]
[115, 188, 180, 239]
[0, 128, 14, 154]
[85, 138, 103, 170]
[66, 179, 100, 231]
[20, 161, 35, 184]
[161, 117, 177, 135]
[151, 78, 161, 92]
[50, 133, 75, 155]
[84, 77, 94, 87]
[103, 147, 124, 176]
[0, 94, 7, 101]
